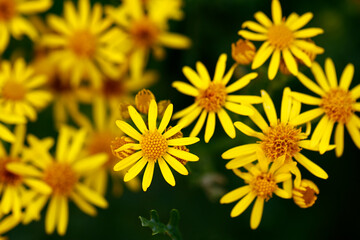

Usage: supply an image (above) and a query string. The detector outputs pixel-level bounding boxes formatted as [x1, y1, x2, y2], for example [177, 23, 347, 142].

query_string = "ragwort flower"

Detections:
[114, 99, 199, 191]
[239, 0, 324, 79]
[291, 58, 360, 157]
[172, 53, 260, 143]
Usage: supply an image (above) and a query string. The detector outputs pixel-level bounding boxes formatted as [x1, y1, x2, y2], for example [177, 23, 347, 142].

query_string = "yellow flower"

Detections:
[291, 58, 360, 157]
[83, 96, 140, 197]
[106, 0, 191, 79]
[11, 127, 108, 236]
[222, 88, 331, 180]
[114, 99, 200, 191]
[239, 0, 324, 80]
[172, 53, 260, 143]
[220, 151, 292, 229]
[292, 179, 319, 208]
[231, 39, 256, 65]
[0, 213, 20, 240]
[0, 0, 52, 53]
[0, 58, 53, 122]
[0, 125, 52, 220]
[42, 0, 125, 88]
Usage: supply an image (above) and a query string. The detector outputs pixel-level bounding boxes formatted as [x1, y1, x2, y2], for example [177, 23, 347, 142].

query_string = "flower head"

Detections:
[239, 0, 324, 80]
[114, 99, 199, 191]
[220, 151, 292, 229]
[172, 53, 261, 142]
[231, 39, 256, 65]
[222, 88, 331, 180]
[293, 179, 319, 208]
[291, 58, 360, 157]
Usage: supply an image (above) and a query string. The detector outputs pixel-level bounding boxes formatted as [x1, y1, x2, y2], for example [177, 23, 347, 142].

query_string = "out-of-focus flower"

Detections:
[145, 0, 184, 26]
[239, 0, 324, 80]
[0, 125, 51, 220]
[231, 39, 256, 65]
[106, 0, 191, 79]
[0, 0, 52, 53]
[135, 89, 156, 114]
[172, 53, 261, 143]
[15, 127, 108, 236]
[291, 58, 360, 157]
[113, 99, 199, 191]
[220, 151, 292, 229]
[42, 0, 125, 88]
[222, 88, 331, 181]
[293, 179, 319, 208]
[0, 58, 52, 122]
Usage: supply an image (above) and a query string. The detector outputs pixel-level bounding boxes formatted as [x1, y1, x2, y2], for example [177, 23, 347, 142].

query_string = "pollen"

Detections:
[129, 17, 159, 48]
[261, 123, 302, 161]
[196, 83, 227, 112]
[1, 80, 26, 101]
[135, 89, 155, 114]
[0, 157, 23, 186]
[320, 88, 354, 124]
[231, 39, 256, 65]
[69, 30, 97, 58]
[43, 162, 78, 196]
[250, 172, 277, 201]
[0, 0, 16, 21]
[293, 179, 319, 208]
[267, 24, 294, 50]
[140, 131, 168, 161]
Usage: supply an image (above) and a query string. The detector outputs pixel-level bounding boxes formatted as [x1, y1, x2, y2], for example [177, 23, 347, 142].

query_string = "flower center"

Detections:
[250, 172, 277, 200]
[129, 18, 159, 48]
[43, 162, 78, 196]
[0, 0, 16, 21]
[69, 30, 97, 58]
[267, 24, 294, 50]
[0, 157, 23, 186]
[261, 123, 302, 161]
[320, 88, 354, 124]
[196, 83, 227, 112]
[1, 81, 26, 101]
[140, 131, 168, 161]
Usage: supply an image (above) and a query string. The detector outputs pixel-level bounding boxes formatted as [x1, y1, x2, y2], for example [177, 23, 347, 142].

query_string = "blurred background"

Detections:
[4, 0, 360, 239]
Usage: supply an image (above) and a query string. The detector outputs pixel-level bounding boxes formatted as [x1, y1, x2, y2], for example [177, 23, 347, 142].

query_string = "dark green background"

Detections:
[5, 0, 360, 239]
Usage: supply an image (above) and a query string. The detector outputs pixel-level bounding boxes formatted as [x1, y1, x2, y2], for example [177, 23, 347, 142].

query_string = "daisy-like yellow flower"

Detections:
[0, 213, 20, 240]
[114, 99, 200, 191]
[106, 0, 191, 79]
[239, 0, 324, 80]
[222, 88, 331, 180]
[83, 96, 140, 197]
[0, 0, 52, 53]
[291, 58, 360, 157]
[292, 179, 319, 208]
[220, 151, 292, 229]
[0, 58, 52, 122]
[42, 0, 125, 88]
[10, 127, 108, 236]
[0, 125, 51, 220]
[172, 53, 260, 143]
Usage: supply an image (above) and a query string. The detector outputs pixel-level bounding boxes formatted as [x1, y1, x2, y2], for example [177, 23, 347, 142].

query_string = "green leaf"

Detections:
[139, 209, 182, 240]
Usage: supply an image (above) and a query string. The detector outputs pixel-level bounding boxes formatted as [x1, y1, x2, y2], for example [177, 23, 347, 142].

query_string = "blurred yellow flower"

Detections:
[106, 0, 191, 79]
[291, 58, 360, 157]
[0, 0, 52, 53]
[220, 152, 292, 229]
[0, 213, 21, 240]
[0, 58, 52, 122]
[114, 99, 199, 191]
[239, 0, 324, 80]
[0, 125, 51, 220]
[172, 53, 260, 142]
[14, 127, 108, 236]
[222, 88, 331, 180]
[42, 0, 125, 88]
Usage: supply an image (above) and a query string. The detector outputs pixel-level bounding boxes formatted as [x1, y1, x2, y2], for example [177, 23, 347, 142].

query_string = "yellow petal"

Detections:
[290, 92, 322, 105]
[225, 154, 258, 169]
[325, 58, 338, 88]
[220, 186, 251, 204]
[57, 197, 68, 236]
[217, 109, 236, 139]
[158, 104, 173, 133]
[288, 12, 313, 31]
[204, 112, 216, 143]
[251, 42, 274, 69]
[335, 123, 344, 157]
[296, 72, 325, 96]
[261, 90, 277, 126]
[163, 154, 188, 175]
[238, 30, 268, 41]
[167, 148, 199, 162]
[158, 33, 191, 49]
[213, 54, 227, 83]
[254, 11, 272, 28]
[128, 105, 148, 133]
[268, 49, 281, 80]
[158, 158, 175, 186]
[142, 161, 155, 191]
[271, 0, 282, 24]
[311, 62, 330, 91]
[250, 197, 264, 230]
[167, 137, 200, 146]
[242, 21, 268, 33]
[45, 196, 59, 234]
[293, 28, 324, 38]
[234, 121, 264, 139]
[290, 108, 324, 126]
[282, 48, 298, 76]
[226, 72, 258, 93]
[75, 183, 108, 208]
[293, 153, 328, 179]
[148, 99, 158, 131]
[222, 144, 258, 159]
[113, 151, 143, 171]
[224, 102, 254, 116]
[124, 158, 148, 182]
[189, 110, 207, 137]
[339, 63, 355, 90]
[319, 120, 334, 154]
[115, 120, 142, 141]
[230, 192, 256, 217]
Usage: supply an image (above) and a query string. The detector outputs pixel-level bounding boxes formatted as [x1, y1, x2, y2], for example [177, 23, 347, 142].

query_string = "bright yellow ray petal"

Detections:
[158, 33, 191, 49]
[67, 128, 87, 163]
[268, 49, 281, 80]
[230, 192, 256, 217]
[225, 153, 258, 169]
[293, 153, 328, 179]
[217, 109, 236, 139]
[213, 54, 227, 83]
[319, 121, 334, 154]
[310, 115, 329, 147]
[261, 90, 277, 126]
[293, 40, 324, 54]
[311, 62, 330, 91]
[196, 61, 211, 84]
[70, 192, 96, 217]
[350, 84, 360, 99]
[172, 103, 199, 119]
[251, 42, 274, 69]
[290, 108, 324, 126]
[339, 63, 355, 90]
[158, 104, 173, 134]
[56, 126, 71, 162]
[189, 110, 207, 137]
[124, 158, 148, 182]
[234, 121, 264, 139]
[280, 87, 292, 124]
[271, 0, 282, 24]
[288, 12, 313, 31]
[167, 148, 199, 162]
[167, 137, 200, 146]
[242, 21, 268, 33]
[274, 188, 292, 198]
[346, 119, 360, 149]
[163, 154, 188, 175]
[204, 112, 216, 143]
[142, 161, 155, 191]
[254, 11, 272, 28]
[224, 102, 254, 116]
[290, 45, 312, 67]
[296, 72, 325, 96]
[182, 66, 207, 89]
[226, 95, 263, 104]
[335, 123, 344, 157]
[148, 100, 158, 131]
[57, 197, 68, 236]
[128, 105, 148, 133]
[282, 49, 298, 76]
[250, 197, 264, 230]
[293, 28, 324, 38]
[220, 186, 251, 204]
[325, 58, 338, 88]
[158, 158, 175, 186]
[45, 196, 59, 234]
[115, 120, 142, 141]
[73, 153, 108, 173]
[163, 124, 184, 139]
[290, 92, 322, 105]
[113, 151, 143, 171]
[238, 30, 268, 41]
[222, 144, 258, 159]
[226, 72, 258, 93]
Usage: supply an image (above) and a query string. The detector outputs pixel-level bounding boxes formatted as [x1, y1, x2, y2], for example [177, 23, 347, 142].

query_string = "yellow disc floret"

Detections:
[261, 123, 302, 161]
[43, 162, 78, 196]
[196, 83, 227, 112]
[320, 89, 354, 124]
[140, 131, 168, 161]
[250, 172, 277, 201]
[267, 24, 294, 50]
